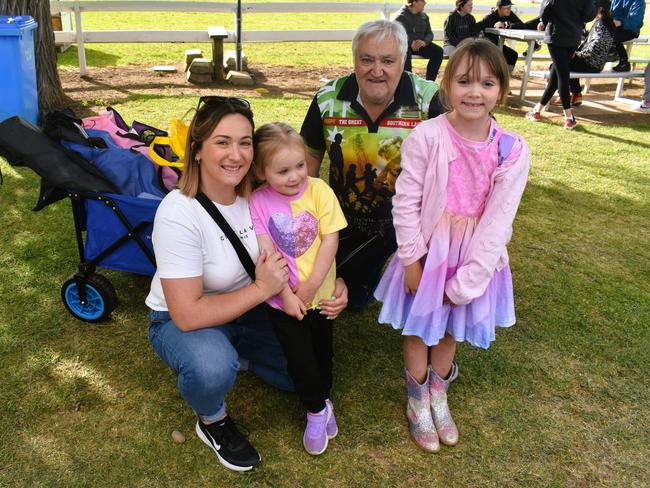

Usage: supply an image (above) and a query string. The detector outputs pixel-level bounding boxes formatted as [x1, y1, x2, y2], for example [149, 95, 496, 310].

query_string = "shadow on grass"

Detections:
[58, 46, 120, 68]
[577, 124, 650, 150]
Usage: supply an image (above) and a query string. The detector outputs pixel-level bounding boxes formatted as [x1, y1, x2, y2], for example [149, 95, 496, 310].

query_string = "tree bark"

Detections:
[0, 0, 69, 112]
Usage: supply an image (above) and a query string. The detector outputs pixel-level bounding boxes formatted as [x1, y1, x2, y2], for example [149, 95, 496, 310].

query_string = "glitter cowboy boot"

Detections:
[405, 368, 440, 452]
[428, 364, 459, 446]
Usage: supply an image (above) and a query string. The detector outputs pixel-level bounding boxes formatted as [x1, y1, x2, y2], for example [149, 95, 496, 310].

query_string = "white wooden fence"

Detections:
[50, 1, 540, 75]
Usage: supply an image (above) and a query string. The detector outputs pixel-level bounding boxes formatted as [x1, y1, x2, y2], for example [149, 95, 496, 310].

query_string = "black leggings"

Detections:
[540, 45, 577, 110]
[268, 307, 333, 413]
[502, 45, 518, 68]
[614, 27, 638, 63]
[567, 57, 600, 94]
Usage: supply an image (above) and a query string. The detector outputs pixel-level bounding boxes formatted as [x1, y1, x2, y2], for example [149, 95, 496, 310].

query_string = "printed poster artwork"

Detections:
[324, 115, 420, 221]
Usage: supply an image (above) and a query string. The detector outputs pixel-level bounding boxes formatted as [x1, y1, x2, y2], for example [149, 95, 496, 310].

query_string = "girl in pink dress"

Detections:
[374, 38, 530, 452]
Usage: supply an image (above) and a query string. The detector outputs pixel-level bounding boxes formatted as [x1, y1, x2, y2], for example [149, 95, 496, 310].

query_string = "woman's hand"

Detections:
[537, 21, 545, 31]
[318, 277, 348, 320]
[254, 250, 288, 299]
[404, 261, 423, 295]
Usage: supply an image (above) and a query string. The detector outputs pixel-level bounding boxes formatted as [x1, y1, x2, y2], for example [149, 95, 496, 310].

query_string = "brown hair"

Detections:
[456, 0, 472, 11]
[252, 122, 305, 181]
[438, 38, 510, 111]
[178, 99, 255, 198]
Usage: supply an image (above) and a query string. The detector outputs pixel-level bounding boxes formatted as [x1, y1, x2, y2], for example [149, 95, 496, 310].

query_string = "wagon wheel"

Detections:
[61, 273, 117, 323]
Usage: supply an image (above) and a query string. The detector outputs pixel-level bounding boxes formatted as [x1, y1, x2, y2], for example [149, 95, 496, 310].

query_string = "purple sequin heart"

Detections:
[268, 211, 318, 258]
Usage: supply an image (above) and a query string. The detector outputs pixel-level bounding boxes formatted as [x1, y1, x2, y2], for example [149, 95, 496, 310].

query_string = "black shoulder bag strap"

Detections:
[195, 192, 256, 281]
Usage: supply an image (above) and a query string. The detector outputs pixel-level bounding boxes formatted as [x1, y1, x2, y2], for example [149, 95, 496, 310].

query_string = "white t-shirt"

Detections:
[145, 190, 260, 311]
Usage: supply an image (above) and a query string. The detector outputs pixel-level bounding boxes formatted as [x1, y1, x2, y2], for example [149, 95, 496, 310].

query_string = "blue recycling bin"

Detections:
[0, 16, 38, 125]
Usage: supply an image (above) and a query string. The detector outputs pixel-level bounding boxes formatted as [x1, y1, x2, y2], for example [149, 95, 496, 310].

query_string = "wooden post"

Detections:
[208, 26, 228, 81]
[73, 4, 87, 76]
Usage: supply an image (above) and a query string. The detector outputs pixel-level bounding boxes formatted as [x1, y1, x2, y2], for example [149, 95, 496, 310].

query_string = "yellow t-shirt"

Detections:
[249, 177, 347, 310]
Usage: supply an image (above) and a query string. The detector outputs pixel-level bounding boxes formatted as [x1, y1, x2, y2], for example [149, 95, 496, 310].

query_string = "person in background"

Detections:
[550, 0, 616, 107]
[443, 0, 477, 57]
[443, 0, 476, 56]
[611, 0, 645, 72]
[475, 0, 521, 73]
[525, 0, 597, 130]
[395, 0, 444, 81]
[300, 20, 441, 312]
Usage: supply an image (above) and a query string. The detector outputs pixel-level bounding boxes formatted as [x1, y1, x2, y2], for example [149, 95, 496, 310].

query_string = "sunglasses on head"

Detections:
[196, 96, 251, 112]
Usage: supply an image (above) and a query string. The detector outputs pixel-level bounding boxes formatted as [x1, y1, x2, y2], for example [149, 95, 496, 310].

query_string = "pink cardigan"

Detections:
[392, 115, 531, 305]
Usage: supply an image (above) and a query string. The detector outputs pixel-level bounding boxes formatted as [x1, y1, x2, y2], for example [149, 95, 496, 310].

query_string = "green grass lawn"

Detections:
[1, 2, 649, 486]
[1, 99, 649, 486]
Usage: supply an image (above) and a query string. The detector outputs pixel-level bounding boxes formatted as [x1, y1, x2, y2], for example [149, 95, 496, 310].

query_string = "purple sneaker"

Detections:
[325, 399, 338, 439]
[303, 405, 331, 455]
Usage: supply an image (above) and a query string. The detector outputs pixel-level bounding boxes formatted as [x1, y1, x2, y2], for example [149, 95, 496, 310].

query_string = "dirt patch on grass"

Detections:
[59, 63, 649, 125]
[59, 64, 349, 110]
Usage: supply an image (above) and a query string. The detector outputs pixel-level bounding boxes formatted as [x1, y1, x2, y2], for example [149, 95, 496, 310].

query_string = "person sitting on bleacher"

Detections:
[443, 0, 477, 57]
[611, 0, 645, 72]
[395, 0, 444, 81]
[474, 0, 538, 73]
[550, 0, 616, 106]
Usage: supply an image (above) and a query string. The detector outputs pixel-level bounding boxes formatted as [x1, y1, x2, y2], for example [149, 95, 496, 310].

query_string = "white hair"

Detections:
[352, 20, 408, 61]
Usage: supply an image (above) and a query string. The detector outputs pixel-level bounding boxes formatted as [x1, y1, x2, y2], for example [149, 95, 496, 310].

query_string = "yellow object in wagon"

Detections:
[148, 117, 189, 169]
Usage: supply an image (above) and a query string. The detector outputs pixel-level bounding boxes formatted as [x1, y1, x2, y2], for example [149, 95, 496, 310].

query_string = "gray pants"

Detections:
[644, 64, 650, 103]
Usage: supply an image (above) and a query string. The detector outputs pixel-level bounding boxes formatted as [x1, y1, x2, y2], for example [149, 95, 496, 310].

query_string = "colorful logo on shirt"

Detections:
[316, 74, 437, 226]
[268, 211, 318, 258]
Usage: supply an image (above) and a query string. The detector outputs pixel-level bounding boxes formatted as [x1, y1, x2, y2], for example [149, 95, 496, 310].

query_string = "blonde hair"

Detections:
[178, 100, 255, 198]
[252, 122, 305, 180]
[438, 38, 510, 111]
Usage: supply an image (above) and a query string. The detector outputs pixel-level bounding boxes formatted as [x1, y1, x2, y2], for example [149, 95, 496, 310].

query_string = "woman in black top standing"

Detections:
[526, 0, 596, 129]
[550, 0, 616, 107]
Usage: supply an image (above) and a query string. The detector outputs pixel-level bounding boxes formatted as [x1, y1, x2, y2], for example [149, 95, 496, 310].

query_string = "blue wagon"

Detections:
[0, 113, 175, 323]
[61, 191, 160, 322]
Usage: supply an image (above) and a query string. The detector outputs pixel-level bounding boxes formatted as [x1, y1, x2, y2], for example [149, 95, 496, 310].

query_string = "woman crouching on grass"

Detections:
[145, 97, 348, 472]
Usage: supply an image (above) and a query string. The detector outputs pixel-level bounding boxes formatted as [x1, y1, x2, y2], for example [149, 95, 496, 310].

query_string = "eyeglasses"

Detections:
[196, 96, 251, 112]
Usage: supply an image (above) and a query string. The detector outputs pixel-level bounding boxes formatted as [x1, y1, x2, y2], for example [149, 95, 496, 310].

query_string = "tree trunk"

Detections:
[0, 0, 69, 112]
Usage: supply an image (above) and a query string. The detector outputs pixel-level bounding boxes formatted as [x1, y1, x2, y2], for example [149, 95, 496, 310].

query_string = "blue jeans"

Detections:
[148, 305, 294, 423]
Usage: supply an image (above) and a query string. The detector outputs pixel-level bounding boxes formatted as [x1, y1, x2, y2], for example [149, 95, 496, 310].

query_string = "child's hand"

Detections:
[283, 292, 307, 320]
[442, 293, 456, 306]
[404, 261, 423, 295]
[294, 279, 318, 307]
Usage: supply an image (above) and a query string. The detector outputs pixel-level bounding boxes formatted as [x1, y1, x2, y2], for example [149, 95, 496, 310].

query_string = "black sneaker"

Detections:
[522, 42, 542, 57]
[612, 61, 631, 72]
[195, 416, 261, 472]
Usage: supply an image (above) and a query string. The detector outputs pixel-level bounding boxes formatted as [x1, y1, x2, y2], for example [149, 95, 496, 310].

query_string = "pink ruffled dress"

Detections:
[375, 116, 518, 349]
